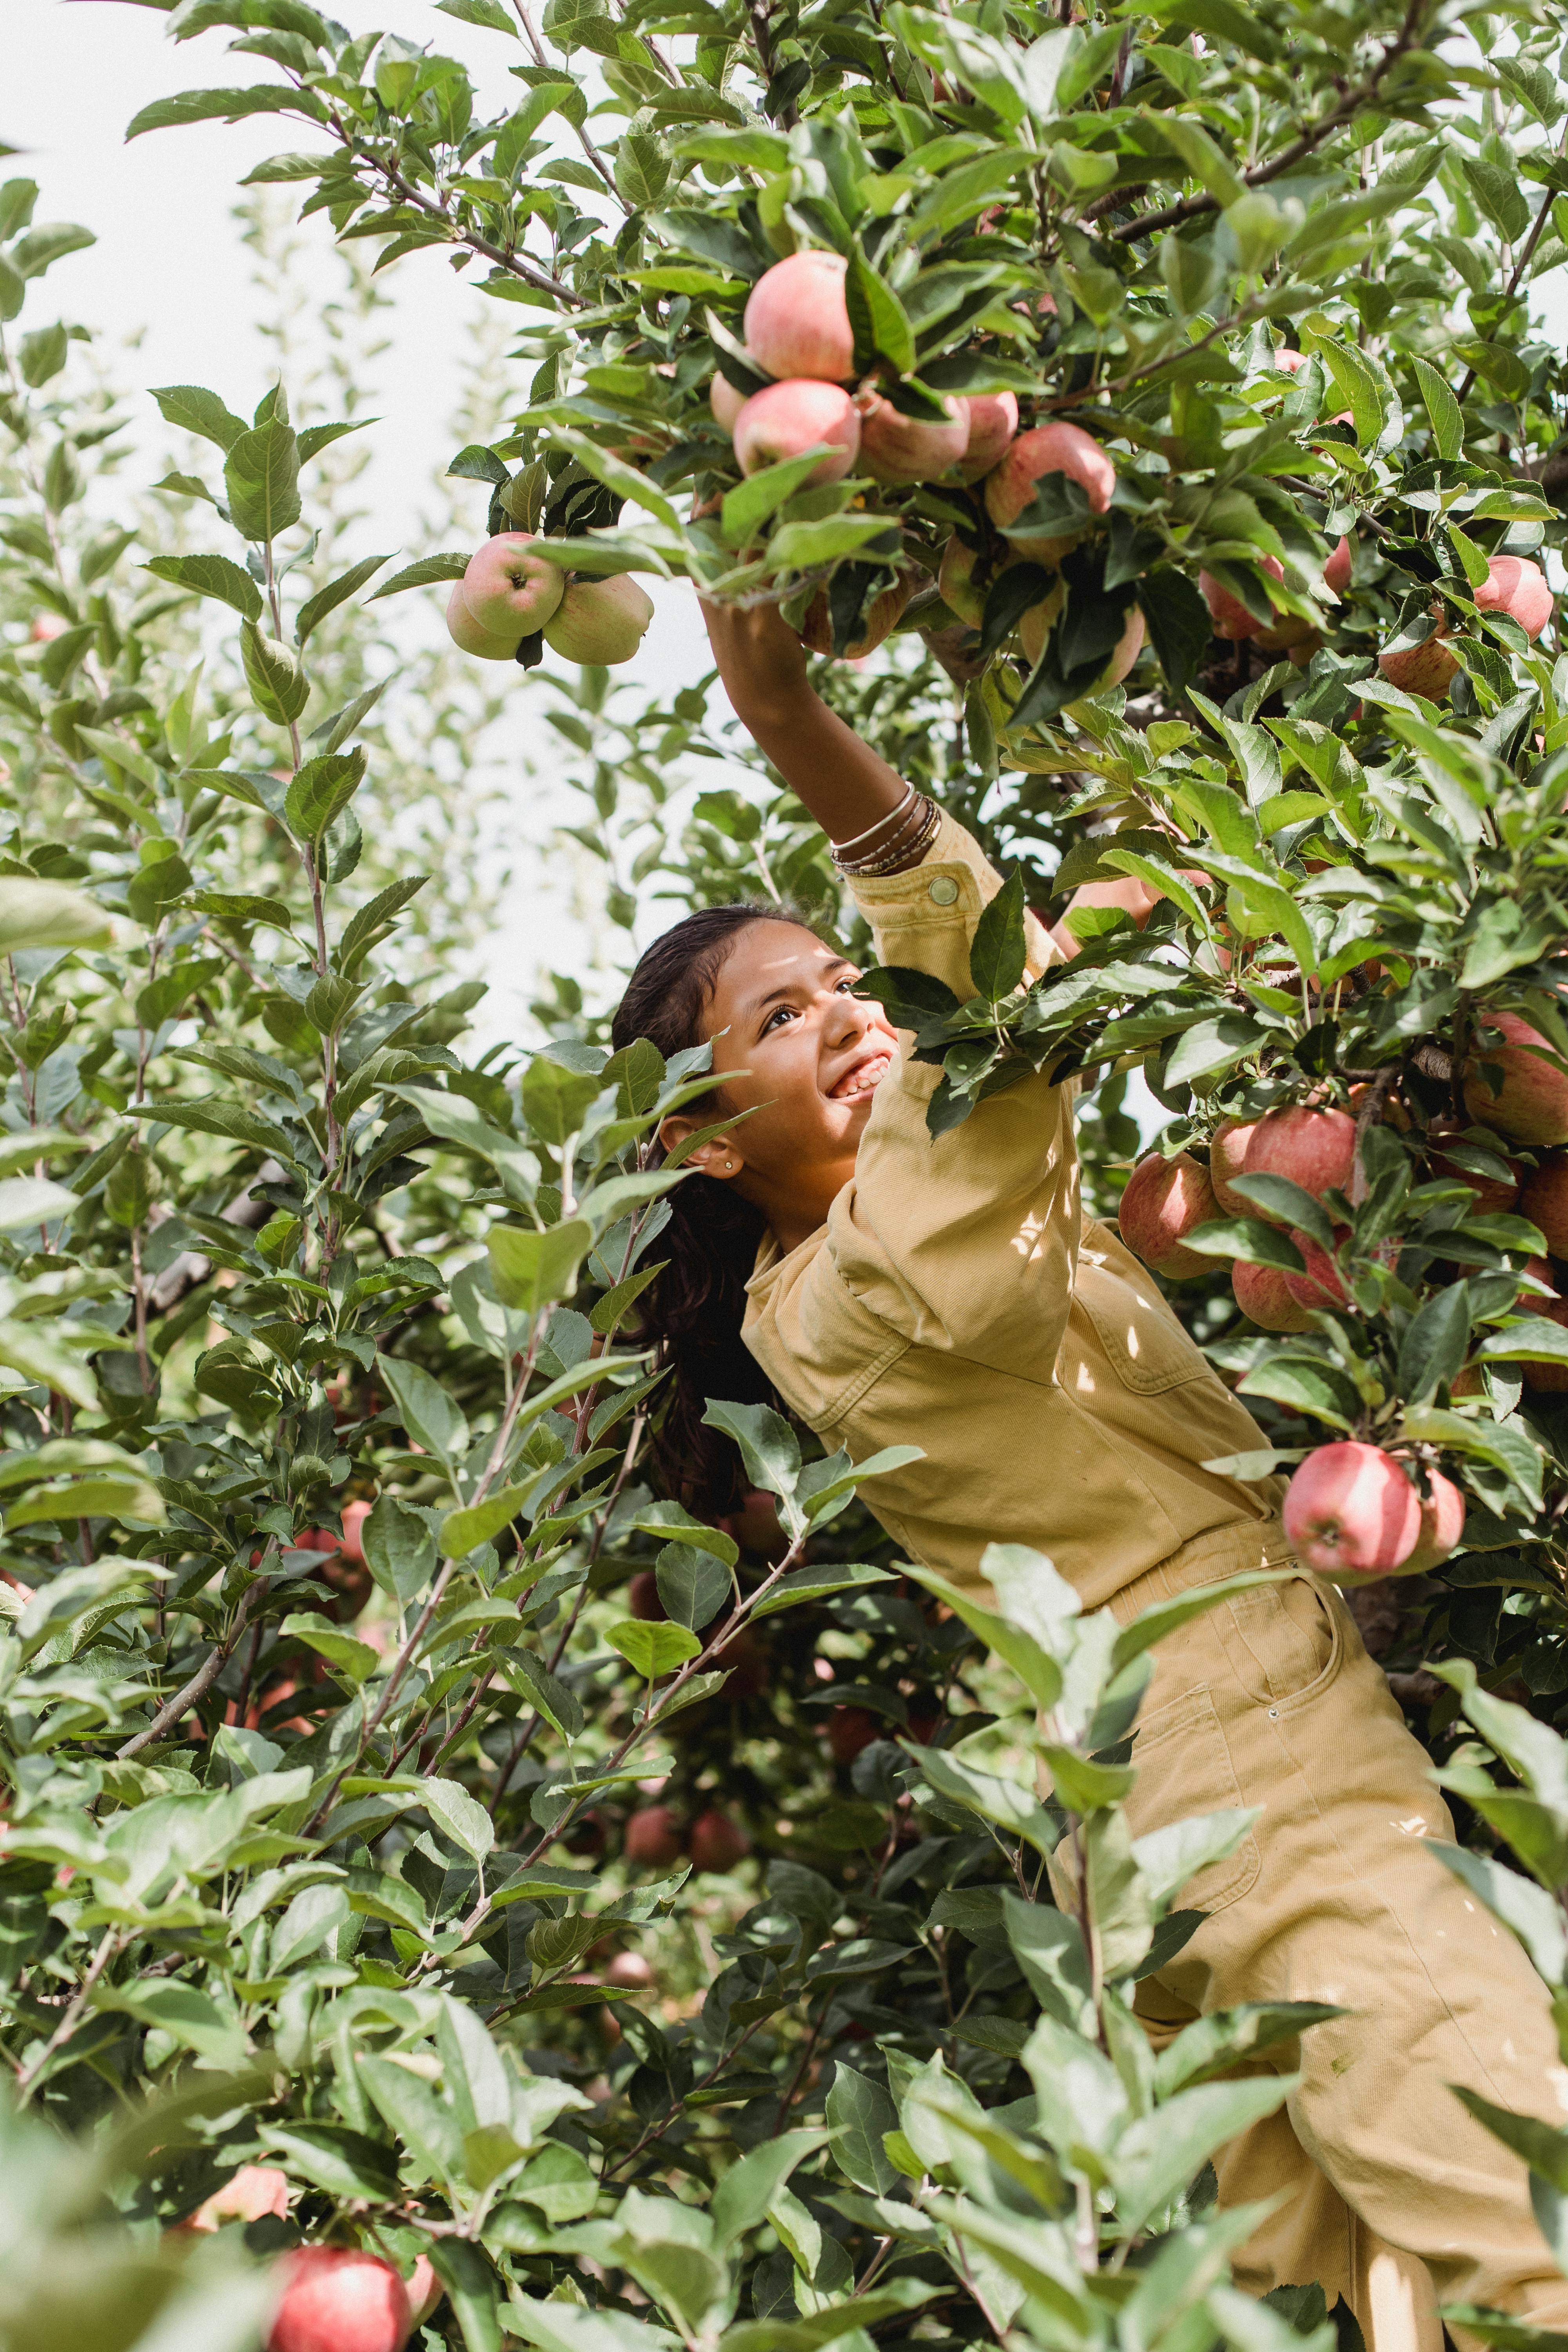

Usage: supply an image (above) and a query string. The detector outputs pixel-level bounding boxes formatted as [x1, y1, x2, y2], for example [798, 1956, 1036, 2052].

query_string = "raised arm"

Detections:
[701, 599, 917, 857]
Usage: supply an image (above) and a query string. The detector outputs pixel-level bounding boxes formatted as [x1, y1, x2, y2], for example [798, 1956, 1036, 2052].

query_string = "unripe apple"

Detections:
[1465, 1012, 1568, 1147]
[1017, 580, 1066, 666]
[462, 533, 565, 639]
[445, 583, 522, 661]
[796, 572, 909, 659]
[1117, 1151, 1217, 1278]
[732, 379, 861, 486]
[1378, 609, 1457, 702]
[1210, 1119, 1261, 1215]
[743, 250, 854, 383]
[710, 373, 750, 431]
[688, 1807, 750, 1871]
[938, 535, 988, 627]
[267, 2247, 411, 2352]
[173, 2163, 290, 2236]
[958, 392, 1018, 481]
[983, 422, 1115, 559]
[543, 574, 655, 667]
[1231, 1258, 1314, 1332]
[1282, 1231, 1349, 1312]
[1402, 1469, 1466, 1574]
[401, 2257, 442, 2341]
[1324, 535, 1353, 596]
[1199, 555, 1284, 642]
[856, 391, 968, 484]
[1255, 610, 1317, 653]
[1246, 1104, 1357, 1205]
[1283, 1443, 1422, 1576]
[1475, 554, 1553, 641]
[624, 1804, 684, 1867]
[1523, 1152, 1568, 1254]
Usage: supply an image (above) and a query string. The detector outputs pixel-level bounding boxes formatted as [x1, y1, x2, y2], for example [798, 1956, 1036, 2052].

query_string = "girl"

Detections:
[611, 602, 1568, 2348]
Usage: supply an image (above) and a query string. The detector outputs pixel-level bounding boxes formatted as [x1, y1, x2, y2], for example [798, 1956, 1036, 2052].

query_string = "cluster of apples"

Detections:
[169, 2166, 439, 2352]
[1376, 554, 1555, 699]
[445, 536, 654, 666]
[712, 250, 1142, 682]
[1118, 1024, 1568, 1576]
[623, 1797, 751, 1871]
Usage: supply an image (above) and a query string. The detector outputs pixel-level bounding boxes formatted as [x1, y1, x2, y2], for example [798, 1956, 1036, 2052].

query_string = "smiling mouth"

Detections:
[828, 1052, 892, 1102]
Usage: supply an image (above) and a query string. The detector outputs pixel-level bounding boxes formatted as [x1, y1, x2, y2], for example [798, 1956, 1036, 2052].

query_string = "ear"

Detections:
[659, 1112, 743, 1179]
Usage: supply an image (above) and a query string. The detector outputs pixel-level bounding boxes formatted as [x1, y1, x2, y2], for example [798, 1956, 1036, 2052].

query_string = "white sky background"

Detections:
[7, 0, 725, 1043]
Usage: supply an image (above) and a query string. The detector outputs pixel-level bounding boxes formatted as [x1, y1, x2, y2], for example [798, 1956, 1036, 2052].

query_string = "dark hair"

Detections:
[612, 900, 829, 1515]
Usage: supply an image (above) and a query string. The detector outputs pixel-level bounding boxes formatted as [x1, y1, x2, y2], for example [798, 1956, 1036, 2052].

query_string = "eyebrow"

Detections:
[739, 957, 855, 1026]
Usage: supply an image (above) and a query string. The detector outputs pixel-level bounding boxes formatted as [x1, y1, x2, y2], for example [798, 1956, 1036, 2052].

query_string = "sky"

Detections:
[6, 0, 720, 1036]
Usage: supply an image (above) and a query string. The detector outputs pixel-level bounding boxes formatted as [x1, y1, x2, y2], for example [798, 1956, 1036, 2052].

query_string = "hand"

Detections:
[700, 597, 812, 727]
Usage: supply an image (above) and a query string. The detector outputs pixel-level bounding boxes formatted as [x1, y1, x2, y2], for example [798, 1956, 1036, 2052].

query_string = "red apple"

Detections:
[1378, 608, 1457, 702]
[1117, 1152, 1218, 1278]
[1429, 1125, 1520, 1217]
[1465, 1013, 1568, 1147]
[709, 373, 749, 431]
[826, 1706, 881, 1765]
[958, 392, 1018, 481]
[1402, 1469, 1466, 1573]
[624, 1805, 685, 1867]
[462, 533, 565, 638]
[732, 379, 861, 485]
[543, 574, 654, 667]
[403, 2256, 441, 2341]
[1282, 1231, 1349, 1312]
[1282, 1443, 1421, 1577]
[627, 1571, 666, 1621]
[1475, 555, 1553, 641]
[1246, 1104, 1358, 1205]
[856, 391, 968, 484]
[604, 1948, 655, 1989]
[1523, 1152, 1568, 1254]
[1521, 1260, 1568, 1394]
[340, 1499, 371, 1566]
[1210, 1118, 1262, 1215]
[983, 422, 1115, 559]
[688, 1808, 750, 1871]
[1231, 1258, 1314, 1332]
[1199, 554, 1284, 641]
[267, 2247, 411, 2352]
[171, 2163, 290, 2237]
[743, 251, 854, 382]
[938, 535, 989, 626]
[1324, 536, 1353, 596]
[445, 583, 522, 662]
[797, 572, 909, 658]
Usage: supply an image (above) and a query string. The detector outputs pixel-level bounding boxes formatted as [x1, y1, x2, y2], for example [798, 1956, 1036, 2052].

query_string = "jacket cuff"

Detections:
[848, 809, 1058, 1001]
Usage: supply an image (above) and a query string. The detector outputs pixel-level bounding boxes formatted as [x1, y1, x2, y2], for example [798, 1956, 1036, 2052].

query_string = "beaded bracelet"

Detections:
[829, 782, 916, 859]
[834, 793, 940, 877]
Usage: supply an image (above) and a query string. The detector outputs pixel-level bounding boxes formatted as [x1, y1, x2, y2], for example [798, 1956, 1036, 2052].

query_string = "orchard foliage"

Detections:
[8, 0, 1568, 2334]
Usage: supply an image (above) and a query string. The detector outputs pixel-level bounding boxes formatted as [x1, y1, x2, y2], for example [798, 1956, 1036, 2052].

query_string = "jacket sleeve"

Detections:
[825, 813, 1081, 1376]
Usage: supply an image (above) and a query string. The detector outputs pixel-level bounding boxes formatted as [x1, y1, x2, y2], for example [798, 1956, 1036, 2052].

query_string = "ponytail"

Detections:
[610, 901, 829, 1515]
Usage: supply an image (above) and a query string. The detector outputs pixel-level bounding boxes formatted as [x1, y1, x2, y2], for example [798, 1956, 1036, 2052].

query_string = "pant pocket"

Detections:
[1221, 1575, 1341, 1709]
[1124, 1683, 1261, 1918]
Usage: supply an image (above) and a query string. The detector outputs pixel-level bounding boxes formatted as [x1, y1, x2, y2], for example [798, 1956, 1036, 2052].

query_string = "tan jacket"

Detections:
[742, 812, 1283, 1609]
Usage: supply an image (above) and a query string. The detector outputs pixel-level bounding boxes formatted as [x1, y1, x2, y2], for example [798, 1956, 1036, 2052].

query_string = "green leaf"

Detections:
[0, 877, 114, 952]
[750, 1561, 896, 1616]
[608, 1617, 702, 1677]
[378, 1354, 470, 1467]
[720, 449, 840, 549]
[523, 1052, 603, 1143]
[442, 1484, 530, 1558]
[224, 414, 301, 541]
[127, 83, 321, 138]
[128, 1095, 299, 1160]
[768, 515, 902, 570]
[656, 1543, 730, 1630]
[846, 252, 915, 375]
[368, 550, 472, 598]
[295, 552, 392, 642]
[701, 1398, 800, 1496]
[424, 1773, 496, 1863]
[285, 746, 366, 844]
[1183, 1218, 1306, 1272]
[1398, 1281, 1472, 1404]
[279, 1611, 378, 1683]
[148, 382, 249, 450]
[93, 1981, 247, 2064]
[969, 868, 1027, 1002]
[142, 552, 262, 619]
[489, 1220, 593, 1313]
[240, 619, 310, 723]
[268, 2122, 399, 2201]
[712, 2129, 828, 2245]
[826, 2063, 899, 2194]
[362, 1493, 438, 1605]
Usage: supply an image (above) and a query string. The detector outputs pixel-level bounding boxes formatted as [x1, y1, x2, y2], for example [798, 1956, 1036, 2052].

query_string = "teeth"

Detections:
[832, 1054, 890, 1101]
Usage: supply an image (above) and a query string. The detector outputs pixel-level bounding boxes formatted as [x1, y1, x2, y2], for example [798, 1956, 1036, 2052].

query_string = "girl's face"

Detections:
[658, 920, 898, 1251]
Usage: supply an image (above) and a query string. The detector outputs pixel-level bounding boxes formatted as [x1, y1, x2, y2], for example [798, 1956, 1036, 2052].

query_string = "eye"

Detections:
[834, 977, 858, 995]
[762, 1003, 798, 1034]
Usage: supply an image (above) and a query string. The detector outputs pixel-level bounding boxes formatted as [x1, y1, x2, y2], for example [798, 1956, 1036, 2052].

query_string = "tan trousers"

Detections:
[1106, 1517, 1568, 2348]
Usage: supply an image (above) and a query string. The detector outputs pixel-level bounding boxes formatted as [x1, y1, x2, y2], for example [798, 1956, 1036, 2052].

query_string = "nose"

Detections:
[823, 985, 873, 1048]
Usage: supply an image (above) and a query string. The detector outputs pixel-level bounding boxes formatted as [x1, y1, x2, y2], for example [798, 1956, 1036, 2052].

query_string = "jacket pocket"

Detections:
[1124, 1683, 1261, 1917]
[1218, 1574, 1342, 1711]
[1076, 1239, 1213, 1397]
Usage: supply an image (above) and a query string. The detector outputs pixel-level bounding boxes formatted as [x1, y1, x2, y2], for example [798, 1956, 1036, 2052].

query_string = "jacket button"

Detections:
[927, 875, 959, 905]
